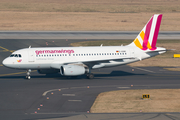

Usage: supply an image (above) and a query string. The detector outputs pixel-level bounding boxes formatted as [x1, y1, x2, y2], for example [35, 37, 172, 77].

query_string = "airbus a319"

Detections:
[2, 14, 166, 79]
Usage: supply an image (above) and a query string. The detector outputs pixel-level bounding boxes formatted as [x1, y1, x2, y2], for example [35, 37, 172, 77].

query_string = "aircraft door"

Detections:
[28, 50, 35, 62]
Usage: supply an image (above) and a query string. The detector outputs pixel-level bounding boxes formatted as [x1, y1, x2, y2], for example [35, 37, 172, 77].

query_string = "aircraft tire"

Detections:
[87, 73, 94, 79]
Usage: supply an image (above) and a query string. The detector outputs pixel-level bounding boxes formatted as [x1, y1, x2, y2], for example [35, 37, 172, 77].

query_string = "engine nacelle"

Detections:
[38, 69, 59, 74]
[60, 65, 85, 76]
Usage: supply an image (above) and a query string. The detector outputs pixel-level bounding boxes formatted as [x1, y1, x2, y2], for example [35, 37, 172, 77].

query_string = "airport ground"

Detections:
[0, 0, 180, 31]
[0, 1, 180, 119]
[0, 36, 180, 120]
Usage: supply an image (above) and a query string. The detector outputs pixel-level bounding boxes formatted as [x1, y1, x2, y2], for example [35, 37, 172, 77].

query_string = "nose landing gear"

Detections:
[26, 69, 31, 80]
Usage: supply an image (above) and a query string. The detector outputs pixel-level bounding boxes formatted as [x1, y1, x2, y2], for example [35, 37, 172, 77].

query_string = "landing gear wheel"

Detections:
[26, 69, 31, 80]
[27, 76, 31, 80]
[87, 73, 94, 79]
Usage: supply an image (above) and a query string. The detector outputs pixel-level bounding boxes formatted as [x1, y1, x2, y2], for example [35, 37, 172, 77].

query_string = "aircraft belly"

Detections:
[18, 63, 51, 70]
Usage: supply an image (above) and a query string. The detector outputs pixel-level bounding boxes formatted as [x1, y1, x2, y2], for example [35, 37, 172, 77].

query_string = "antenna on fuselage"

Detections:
[100, 44, 103, 47]
[29, 45, 31, 48]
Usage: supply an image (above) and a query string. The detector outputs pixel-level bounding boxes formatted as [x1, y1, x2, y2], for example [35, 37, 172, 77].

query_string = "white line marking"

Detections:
[133, 67, 155, 73]
[68, 100, 82, 102]
[42, 88, 69, 96]
[117, 87, 130, 89]
[62, 94, 75, 96]
[42, 89, 60, 96]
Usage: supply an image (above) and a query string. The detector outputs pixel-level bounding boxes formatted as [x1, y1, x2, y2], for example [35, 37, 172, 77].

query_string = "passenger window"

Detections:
[112, 53, 114, 55]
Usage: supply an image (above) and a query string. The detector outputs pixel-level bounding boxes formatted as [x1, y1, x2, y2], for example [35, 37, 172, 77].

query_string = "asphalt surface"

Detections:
[0, 38, 180, 120]
[0, 31, 180, 39]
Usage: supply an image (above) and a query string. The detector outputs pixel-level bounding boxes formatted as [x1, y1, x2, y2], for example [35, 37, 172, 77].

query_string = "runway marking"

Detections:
[117, 87, 130, 89]
[62, 94, 75, 96]
[0, 71, 27, 77]
[42, 85, 131, 96]
[42, 89, 61, 96]
[0, 46, 14, 53]
[0, 64, 3, 66]
[0, 70, 36, 77]
[133, 67, 155, 73]
[68, 100, 82, 102]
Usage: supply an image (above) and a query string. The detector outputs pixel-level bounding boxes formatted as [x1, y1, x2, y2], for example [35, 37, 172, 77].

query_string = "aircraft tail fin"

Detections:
[129, 14, 162, 50]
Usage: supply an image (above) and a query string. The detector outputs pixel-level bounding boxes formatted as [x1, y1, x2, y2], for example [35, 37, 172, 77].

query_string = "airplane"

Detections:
[2, 14, 166, 79]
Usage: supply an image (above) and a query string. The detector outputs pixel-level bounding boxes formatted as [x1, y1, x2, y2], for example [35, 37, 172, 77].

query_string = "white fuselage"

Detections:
[2, 46, 166, 70]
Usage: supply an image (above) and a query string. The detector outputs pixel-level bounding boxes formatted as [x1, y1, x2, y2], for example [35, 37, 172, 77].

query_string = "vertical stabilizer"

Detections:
[129, 14, 162, 50]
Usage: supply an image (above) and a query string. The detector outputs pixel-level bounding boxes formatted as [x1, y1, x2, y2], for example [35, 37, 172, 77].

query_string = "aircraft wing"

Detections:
[50, 57, 136, 69]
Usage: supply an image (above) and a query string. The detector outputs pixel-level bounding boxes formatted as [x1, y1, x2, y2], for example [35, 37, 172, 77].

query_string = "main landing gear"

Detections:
[86, 68, 94, 79]
[86, 73, 94, 79]
[26, 69, 31, 80]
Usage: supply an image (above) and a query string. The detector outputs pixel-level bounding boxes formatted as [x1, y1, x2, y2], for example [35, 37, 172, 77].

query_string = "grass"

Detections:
[0, 0, 180, 13]
[90, 89, 180, 113]
[71, 39, 180, 67]
[0, 0, 179, 30]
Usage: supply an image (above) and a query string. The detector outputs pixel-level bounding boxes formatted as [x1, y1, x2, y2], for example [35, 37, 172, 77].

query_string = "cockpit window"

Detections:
[10, 54, 22, 58]
[10, 54, 14, 57]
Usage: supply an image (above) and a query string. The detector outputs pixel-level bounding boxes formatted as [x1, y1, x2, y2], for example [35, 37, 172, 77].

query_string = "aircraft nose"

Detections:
[2, 58, 11, 68]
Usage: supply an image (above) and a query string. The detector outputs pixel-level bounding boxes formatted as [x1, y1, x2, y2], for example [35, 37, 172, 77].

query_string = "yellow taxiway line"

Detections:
[0, 70, 36, 77]
[0, 46, 14, 53]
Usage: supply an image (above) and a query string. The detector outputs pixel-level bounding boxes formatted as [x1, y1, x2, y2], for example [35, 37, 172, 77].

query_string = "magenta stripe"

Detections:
[142, 16, 153, 50]
[151, 14, 162, 50]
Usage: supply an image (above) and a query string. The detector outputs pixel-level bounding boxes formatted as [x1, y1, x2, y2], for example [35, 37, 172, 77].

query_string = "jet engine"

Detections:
[60, 65, 86, 76]
[38, 69, 59, 74]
